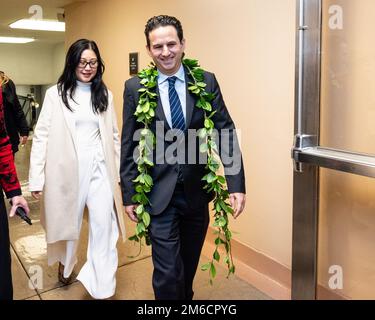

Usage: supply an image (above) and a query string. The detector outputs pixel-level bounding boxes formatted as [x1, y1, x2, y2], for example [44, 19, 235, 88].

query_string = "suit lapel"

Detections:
[184, 70, 195, 129]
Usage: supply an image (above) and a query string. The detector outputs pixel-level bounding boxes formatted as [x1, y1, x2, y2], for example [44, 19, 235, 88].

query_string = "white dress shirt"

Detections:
[157, 64, 186, 128]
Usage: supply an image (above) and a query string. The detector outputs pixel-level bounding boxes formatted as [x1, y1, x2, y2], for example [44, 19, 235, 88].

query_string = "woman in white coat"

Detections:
[29, 39, 126, 299]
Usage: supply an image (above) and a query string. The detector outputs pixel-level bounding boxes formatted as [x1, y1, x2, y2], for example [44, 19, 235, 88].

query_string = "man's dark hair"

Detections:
[145, 15, 184, 47]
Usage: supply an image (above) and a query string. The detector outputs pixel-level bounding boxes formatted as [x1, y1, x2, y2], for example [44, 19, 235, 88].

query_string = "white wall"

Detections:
[0, 41, 65, 85]
[52, 42, 65, 84]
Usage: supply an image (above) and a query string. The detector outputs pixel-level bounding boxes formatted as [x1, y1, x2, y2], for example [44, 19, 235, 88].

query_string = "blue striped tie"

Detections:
[168, 76, 185, 130]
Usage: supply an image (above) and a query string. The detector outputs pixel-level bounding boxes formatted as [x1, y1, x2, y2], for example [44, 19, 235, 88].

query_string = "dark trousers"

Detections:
[0, 191, 13, 300]
[149, 183, 209, 300]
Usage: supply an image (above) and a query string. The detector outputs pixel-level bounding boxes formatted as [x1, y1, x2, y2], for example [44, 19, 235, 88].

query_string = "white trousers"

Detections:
[50, 144, 119, 299]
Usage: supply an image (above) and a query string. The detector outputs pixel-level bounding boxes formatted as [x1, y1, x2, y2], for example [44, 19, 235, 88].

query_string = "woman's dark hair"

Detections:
[145, 15, 184, 47]
[57, 39, 108, 113]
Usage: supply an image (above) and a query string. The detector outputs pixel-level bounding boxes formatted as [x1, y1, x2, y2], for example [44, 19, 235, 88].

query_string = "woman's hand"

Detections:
[31, 191, 42, 200]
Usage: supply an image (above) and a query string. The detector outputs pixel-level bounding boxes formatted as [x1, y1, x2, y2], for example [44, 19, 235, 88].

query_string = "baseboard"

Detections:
[202, 228, 291, 300]
[317, 285, 347, 300]
[202, 228, 349, 300]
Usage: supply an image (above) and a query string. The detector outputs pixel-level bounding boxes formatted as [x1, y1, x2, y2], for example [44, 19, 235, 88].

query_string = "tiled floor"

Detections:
[8, 139, 271, 300]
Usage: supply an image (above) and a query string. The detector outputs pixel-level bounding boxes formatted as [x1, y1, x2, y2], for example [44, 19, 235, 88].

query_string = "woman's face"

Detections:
[75, 49, 98, 83]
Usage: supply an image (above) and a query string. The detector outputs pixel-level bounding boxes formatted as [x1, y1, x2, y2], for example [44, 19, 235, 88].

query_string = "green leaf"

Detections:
[131, 194, 142, 203]
[128, 234, 139, 242]
[204, 93, 215, 101]
[201, 263, 211, 271]
[208, 110, 217, 118]
[229, 266, 235, 274]
[218, 216, 227, 227]
[204, 118, 214, 129]
[215, 202, 221, 212]
[213, 250, 220, 262]
[212, 220, 220, 227]
[143, 211, 151, 228]
[142, 102, 150, 113]
[209, 263, 217, 279]
[135, 205, 144, 215]
[136, 222, 146, 234]
[206, 103, 213, 112]
[209, 163, 219, 172]
[199, 143, 208, 153]
[198, 128, 207, 139]
[141, 128, 149, 136]
[144, 174, 153, 187]
[217, 175, 226, 184]
[215, 237, 224, 245]
[206, 172, 217, 184]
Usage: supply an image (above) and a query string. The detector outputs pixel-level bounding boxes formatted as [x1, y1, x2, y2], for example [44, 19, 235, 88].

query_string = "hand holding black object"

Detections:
[9, 200, 32, 225]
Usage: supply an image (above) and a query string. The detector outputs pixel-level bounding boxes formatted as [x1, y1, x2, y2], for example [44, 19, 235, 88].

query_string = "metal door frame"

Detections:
[291, 0, 375, 299]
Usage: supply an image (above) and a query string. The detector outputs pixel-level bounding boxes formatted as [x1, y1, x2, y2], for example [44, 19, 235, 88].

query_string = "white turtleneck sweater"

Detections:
[73, 81, 101, 147]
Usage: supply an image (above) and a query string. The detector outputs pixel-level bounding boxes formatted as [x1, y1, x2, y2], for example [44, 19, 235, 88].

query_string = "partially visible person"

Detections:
[28, 39, 126, 299]
[0, 71, 29, 154]
[0, 85, 30, 300]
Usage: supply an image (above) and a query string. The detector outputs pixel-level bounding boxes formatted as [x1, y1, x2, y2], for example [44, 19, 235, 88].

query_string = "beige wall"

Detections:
[65, 0, 296, 273]
[0, 42, 64, 85]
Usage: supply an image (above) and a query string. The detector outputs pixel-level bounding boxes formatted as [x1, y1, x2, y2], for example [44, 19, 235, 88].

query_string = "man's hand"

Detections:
[31, 191, 42, 200]
[229, 193, 246, 219]
[9, 195, 30, 218]
[125, 205, 139, 222]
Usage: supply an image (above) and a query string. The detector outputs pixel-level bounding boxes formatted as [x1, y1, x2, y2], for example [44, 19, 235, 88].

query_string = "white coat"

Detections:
[29, 85, 126, 243]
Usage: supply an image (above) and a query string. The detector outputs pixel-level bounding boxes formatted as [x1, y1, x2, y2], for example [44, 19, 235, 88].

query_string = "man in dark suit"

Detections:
[120, 15, 246, 300]
[0, 72, 29, 154]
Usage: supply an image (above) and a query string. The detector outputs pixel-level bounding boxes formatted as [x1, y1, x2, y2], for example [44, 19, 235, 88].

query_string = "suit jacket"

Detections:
[2, 79, 29, 153]
[120, 67, 245, 215]
[29, 85, 126, 243]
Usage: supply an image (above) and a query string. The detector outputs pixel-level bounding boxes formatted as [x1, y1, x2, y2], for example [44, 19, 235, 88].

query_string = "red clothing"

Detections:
[0, 86, 21, 198]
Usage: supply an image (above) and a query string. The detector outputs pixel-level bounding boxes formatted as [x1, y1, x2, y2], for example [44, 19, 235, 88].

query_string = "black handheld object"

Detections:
[16, 206, 32, 225]
[9, 201, 32, 225]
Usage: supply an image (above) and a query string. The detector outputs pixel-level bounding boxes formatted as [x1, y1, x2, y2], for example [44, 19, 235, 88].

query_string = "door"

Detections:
[292, 0, 375, 299]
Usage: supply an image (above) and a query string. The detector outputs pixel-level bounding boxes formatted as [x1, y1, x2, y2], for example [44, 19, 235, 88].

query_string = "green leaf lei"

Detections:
[129, 58, 235, 282]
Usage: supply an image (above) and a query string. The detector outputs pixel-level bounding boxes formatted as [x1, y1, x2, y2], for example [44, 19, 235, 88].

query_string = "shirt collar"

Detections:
[158, 64, 185, 85]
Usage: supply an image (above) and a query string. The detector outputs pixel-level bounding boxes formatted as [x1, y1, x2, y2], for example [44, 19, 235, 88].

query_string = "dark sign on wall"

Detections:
[129, 52, 139, 76]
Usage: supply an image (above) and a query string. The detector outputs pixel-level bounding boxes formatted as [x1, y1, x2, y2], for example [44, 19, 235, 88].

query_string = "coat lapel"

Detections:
[98, 111, 107, 156]
[60, 97, 77, 154]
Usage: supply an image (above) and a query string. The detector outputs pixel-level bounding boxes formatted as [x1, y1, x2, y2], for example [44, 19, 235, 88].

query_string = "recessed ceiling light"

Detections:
[0, 36, 35, 44]
[9, 19, 65, 32]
